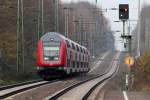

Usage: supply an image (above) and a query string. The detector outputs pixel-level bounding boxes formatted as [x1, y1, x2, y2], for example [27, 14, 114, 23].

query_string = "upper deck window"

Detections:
[72, 43, 75, 49]
[76, 45, 79, 51]
[66, 40, 70, 48]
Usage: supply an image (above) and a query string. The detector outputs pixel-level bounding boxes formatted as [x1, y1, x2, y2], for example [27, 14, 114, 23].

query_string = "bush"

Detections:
[133, 50, 150, 91]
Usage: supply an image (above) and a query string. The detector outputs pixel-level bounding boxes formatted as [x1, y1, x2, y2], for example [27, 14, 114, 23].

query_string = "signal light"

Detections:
[119, 4, 129, 20]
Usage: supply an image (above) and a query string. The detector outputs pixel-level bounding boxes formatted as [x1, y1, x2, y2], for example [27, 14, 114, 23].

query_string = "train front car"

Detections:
[37, 32, 67, 79]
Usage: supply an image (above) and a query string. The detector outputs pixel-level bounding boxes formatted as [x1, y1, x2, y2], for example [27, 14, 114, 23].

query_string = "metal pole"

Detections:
[64, 8, 69, 37]
[64, 8, 67, 37]
[123, 20, 125, 36]
[55, 0, 59, 32]
[21, 0, 25, 73]
[37, 0, 41, 40]
[74, 20, 76, 41]
[56, 0, 59, 32]
[92, 23, 96, 57]
[74, 20, 78, 42]
[17, 0, 20, 73]
[79, 15, 82, 44]
[81, 17, 83, 45]
[148, 21, 150, 49]
[41, 0, 44, 34]
[137, 0, 141, 57]
[76, 21, 78, 42]
[67, 9, 69, 37]
[92, 24, 94, 57]
[129, 39, 132, 54]
[95, 0, 97, 54]
[75, 19, 79, 42]
[128, 20, 132, 55]
[128, 20, 131, 35]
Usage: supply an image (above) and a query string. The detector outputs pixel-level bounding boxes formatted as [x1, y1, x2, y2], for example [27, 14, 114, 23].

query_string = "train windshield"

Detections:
[43, 41, 60, 61]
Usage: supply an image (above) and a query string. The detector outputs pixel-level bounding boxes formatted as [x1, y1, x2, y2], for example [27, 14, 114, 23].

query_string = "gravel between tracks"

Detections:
[4, 74, 95, 100]
[4, 55, 102, 100]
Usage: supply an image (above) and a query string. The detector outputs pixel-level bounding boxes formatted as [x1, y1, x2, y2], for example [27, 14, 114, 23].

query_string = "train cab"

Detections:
[37, 32, 90, 79]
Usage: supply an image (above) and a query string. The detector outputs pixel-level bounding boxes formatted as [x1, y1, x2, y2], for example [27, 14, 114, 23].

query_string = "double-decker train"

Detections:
[37, 32, 90, 79]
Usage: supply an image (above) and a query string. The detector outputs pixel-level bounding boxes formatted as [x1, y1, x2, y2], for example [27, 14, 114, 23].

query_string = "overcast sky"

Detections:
[61, 0, 150, 50]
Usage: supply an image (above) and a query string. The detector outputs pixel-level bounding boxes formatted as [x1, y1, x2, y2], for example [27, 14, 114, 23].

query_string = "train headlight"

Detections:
[37, 66, 44, 70]
[54, 57, 59, 60]
[44, 57, 49, 60]
[58, 67, 63, 70]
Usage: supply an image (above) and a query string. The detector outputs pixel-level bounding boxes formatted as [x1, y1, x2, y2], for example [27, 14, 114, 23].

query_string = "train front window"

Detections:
[43, 41, 60, 61]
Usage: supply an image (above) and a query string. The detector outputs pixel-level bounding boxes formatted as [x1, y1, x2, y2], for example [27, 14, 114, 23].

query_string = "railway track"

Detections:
[0, 52, 118, 100]
[44, 75, 104, 100]
[0, 79, 42, 91]
[0, 79, 59, 99]
[44, 52, 120, 100]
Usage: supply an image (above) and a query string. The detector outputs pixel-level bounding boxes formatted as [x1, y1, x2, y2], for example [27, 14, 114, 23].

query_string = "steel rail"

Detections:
[0, 79, 42, 91]
[45, 52, 119, 100]
[44, 74, 104, 100]
[0, 79, 59, 99]
[82, 61, 119, 100]
[45, 71, 112, 100]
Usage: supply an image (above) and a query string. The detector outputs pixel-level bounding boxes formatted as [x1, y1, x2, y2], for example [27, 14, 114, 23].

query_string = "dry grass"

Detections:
[133, 50, 150, 91]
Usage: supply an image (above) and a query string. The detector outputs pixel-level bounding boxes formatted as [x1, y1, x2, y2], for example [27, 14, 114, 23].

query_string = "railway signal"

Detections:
[124, 56, 134, 68]
[124, 55, 135, 90]
[119, 4, 129, 20]
[124, 56, 134, 70]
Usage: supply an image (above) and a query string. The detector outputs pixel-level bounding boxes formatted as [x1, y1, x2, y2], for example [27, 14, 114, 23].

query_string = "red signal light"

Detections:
[119, 4, 129, 20]
[125, 8, 128, 12]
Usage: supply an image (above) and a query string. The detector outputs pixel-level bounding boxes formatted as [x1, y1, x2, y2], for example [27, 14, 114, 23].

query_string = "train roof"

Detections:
[41, 32, 88, 50]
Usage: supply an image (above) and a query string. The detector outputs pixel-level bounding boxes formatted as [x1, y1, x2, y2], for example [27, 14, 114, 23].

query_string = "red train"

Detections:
[37, 32, 90, 79]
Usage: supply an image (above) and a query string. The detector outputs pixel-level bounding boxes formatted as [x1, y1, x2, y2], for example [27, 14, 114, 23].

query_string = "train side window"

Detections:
[66, 40, 70, 48]
[86, 56, 87, 61]
[86, 51, 88, 54]
[79, 54, 80, 61]
[83, 63, 85, 68]
[67, 59, 70, 67]
[72, 43, 75, 49]
[85, 50, 87, 54]
[78, 61, 79, 68]
[80, 47, 83, 52]
[83, 55, 84, 61]
[82, 48, 84, 53]
[73, 61, 75, 68]
[77, 45, 80, 51]
[79, 47, 81, 52]
[79, 62, 81, 68]
[74, 44, 77, 50]
[83, 49, 85, 54]
[73, 43, 75, 49]
[82, 55, 84, 61]
[76, 45, 79, 51]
